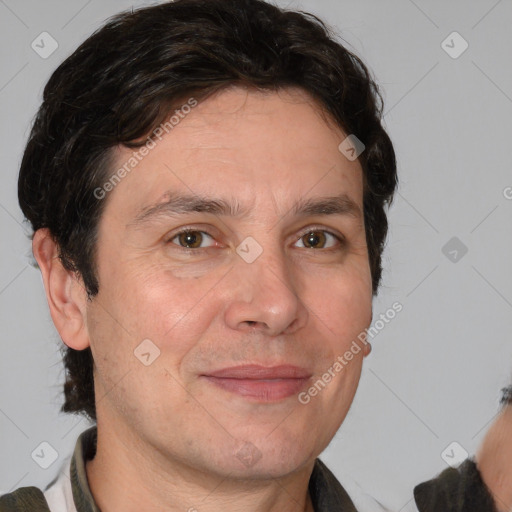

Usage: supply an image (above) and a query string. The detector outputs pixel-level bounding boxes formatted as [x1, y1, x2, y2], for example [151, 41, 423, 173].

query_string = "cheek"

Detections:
[309, 265, 372, 347]
[85, 267, 219, 413]
[94, 259, 223, 360]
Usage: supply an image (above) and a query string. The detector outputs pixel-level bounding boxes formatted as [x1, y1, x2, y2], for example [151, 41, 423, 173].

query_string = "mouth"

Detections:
[201, 364, 312, 402]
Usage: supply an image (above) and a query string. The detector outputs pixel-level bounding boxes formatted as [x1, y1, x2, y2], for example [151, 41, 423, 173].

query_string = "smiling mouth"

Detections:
[201, 364, 312, 402]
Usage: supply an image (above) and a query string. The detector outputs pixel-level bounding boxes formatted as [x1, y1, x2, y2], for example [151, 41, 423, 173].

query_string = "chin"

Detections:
[210, 433, 318, 480]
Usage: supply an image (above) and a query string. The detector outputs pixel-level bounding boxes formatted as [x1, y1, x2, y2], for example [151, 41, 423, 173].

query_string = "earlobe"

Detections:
[32, 228, 90, 351]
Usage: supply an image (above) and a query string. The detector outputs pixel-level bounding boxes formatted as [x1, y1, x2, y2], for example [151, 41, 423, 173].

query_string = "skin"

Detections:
[33, 86, 373, 512]
[476, 404, 512, 512]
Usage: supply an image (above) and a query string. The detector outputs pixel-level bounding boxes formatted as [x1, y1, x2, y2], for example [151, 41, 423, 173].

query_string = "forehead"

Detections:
[103, 86, 364, 223]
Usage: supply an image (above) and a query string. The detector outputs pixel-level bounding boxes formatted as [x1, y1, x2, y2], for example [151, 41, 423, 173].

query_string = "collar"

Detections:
[70, 426, 357, 512]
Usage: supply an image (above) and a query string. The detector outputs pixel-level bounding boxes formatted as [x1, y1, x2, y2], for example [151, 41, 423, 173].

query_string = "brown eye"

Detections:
[302, 231, 326, 248]
[170, 230, 215, 249]
[295, 230, 342, 249]
[178, 231, 202, 248]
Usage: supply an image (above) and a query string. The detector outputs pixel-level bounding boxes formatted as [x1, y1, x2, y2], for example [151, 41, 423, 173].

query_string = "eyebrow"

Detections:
[128, 191, 362, 228]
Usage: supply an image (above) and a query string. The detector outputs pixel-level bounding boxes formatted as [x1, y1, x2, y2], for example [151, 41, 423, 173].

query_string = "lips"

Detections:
[201, 365, 312, 401]
[205, 364, 311, 379]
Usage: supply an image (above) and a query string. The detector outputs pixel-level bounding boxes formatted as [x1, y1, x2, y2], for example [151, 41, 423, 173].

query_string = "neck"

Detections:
[85, 419, 316, 512]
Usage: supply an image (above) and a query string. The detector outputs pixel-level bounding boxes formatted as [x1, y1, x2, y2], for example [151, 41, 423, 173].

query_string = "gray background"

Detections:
[1, 0, 511, 510]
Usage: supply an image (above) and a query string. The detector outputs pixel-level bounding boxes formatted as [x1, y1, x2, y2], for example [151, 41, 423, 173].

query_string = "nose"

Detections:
[223, 246, 309, 337]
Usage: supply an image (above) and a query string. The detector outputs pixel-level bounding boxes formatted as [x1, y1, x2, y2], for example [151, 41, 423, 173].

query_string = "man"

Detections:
[1, 0, 510, 510]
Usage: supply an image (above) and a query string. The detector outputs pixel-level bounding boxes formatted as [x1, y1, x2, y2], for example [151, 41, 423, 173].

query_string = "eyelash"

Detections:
[166, 226, 345, 253]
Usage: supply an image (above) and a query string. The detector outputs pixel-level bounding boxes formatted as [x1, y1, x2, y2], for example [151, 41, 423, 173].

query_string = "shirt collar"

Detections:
[70, 426, 100, 512]
[70, 426, 357, 512]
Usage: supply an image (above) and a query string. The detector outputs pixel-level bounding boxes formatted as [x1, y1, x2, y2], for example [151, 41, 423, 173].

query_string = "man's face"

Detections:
[85, 86, 373, 478]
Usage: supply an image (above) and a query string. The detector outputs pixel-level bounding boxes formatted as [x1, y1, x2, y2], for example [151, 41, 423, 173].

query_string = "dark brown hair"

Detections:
[18, 0, 397, 422]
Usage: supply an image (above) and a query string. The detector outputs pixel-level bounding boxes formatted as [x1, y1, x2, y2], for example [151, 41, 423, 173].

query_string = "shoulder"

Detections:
[312, 459, 390, 511]
[0, 486, 50, 511]
[0, 454, 75, 512]
[414, 457, 497, 512]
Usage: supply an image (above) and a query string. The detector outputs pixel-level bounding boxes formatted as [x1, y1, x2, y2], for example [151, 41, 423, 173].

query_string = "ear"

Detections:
[362, 341, 372, 357]
[362, 306, 373, 357]
[32, 228, 90, 350]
